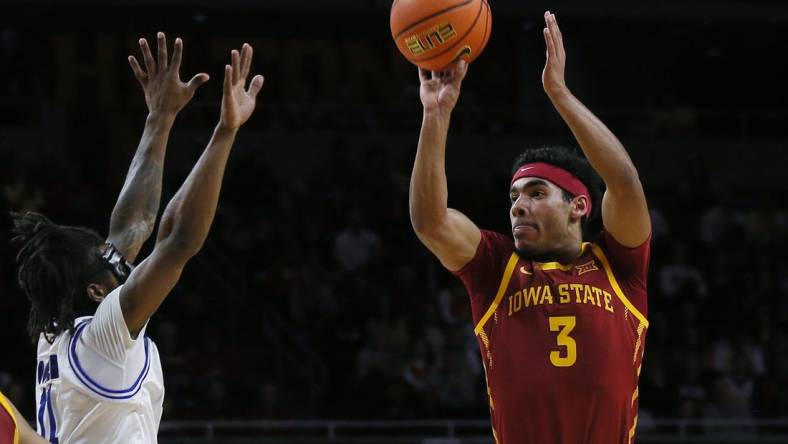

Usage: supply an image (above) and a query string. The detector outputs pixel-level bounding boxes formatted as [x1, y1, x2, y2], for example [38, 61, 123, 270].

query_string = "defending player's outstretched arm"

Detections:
[119, 44, 264, 336]
[410, 61, 481, 271]
[541, 12, 650, 247]
[107, 33, 209, 263]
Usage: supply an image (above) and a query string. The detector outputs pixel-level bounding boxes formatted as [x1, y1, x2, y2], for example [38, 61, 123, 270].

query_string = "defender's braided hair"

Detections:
[12, 212, 106, 343]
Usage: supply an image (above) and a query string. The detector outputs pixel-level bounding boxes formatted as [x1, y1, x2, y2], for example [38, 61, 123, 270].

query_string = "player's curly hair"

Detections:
[11, 211, 107, 343]
[511, 146, 603, 233]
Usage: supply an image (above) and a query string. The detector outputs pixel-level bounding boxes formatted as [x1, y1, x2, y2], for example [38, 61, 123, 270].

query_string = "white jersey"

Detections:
[35, 286, 164, 444]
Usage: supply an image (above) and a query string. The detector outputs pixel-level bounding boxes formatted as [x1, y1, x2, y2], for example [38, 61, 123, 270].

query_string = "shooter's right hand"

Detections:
[419, 60, 468, 119]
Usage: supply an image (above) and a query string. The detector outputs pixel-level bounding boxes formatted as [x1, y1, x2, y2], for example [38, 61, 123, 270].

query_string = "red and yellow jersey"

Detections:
[0, 392, 19, 444]
[455, 230, 650, 444]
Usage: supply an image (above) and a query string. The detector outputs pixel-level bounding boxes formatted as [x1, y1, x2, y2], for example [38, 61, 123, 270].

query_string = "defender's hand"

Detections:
[219, 43, 265, 130]
[542, 12, 569, 98]
[419, 60, 468, 119]
[128, 33, 209, 116]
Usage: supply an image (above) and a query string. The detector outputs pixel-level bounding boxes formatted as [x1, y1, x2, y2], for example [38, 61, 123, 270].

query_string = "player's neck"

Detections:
[523, 240, 584, 264]
[551, 230, 584, 264]
[553, 242, 584, 264]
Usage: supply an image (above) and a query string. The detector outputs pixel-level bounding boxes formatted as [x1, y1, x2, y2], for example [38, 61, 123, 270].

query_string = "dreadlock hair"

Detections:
[12, 211, 108, 344]
[511, 146, 604, 236]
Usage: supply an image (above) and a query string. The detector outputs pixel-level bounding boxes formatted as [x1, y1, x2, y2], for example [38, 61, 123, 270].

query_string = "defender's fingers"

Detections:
[247, 74, 264, 97]
[231, 50, 241, 84]
[186, 73, 210, 90]
[139, 38, 157, 75]
[157, 32, 168, 69]
[240, 43, 253, 80]
[223, 65, 233, 94]
[170, 37, 183, 70]
[128, 56, 146, 85]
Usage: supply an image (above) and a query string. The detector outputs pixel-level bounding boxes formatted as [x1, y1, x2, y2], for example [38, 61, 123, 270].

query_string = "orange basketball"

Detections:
[390, 0, 492, 71]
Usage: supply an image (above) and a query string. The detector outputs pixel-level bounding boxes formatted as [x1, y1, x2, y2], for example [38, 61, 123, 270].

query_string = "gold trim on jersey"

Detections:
[633, 322, 647, 364]
[0, 392, 20, 444]
[478, 329, 493, 369]
[480, 358, 499, 444]
[534, 242, 592, 271]
[473, 252, 518, 444]
[628, 414, 638, 444]
[590, 244, 649, 327]
[474, 252, 520, 335]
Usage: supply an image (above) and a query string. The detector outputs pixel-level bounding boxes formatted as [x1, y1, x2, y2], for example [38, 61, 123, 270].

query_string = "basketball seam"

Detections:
[411, 0, 484, 62]
[479, 0, 491, 51]
[448, 0, 490, 65]
[393, 0, 476, 38]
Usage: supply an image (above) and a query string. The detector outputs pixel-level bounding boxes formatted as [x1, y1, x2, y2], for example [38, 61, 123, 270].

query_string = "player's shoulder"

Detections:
[475, 229, 517, 267]
[479, 229, 515, 255]
[35, 316, 89, 358]
[590, 230, 651, 281]
[454, 229, 515, 279]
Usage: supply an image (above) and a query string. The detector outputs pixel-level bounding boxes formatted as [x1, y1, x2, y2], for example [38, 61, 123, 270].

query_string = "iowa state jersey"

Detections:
[0, 392, 18, 444]
[455, 230, 650, 444]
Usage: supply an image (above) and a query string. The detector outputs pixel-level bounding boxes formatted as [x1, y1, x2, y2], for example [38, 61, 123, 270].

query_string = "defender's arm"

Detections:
[107, 33, 209, 262]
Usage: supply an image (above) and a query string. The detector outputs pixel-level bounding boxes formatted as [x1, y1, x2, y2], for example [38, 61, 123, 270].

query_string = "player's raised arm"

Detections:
[107, 33, 209, 263]
[409, 61, 481, 271]
[541, 12, 650, 247]
[119, 44, 264, 336]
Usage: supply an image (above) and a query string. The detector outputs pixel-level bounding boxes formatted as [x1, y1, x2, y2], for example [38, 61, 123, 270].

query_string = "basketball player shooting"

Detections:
[409, 12, 651, 444]
[12, 35, 264, 443]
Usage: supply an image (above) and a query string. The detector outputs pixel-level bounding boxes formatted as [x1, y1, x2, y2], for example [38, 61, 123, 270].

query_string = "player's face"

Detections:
[509, 177, 574, 259]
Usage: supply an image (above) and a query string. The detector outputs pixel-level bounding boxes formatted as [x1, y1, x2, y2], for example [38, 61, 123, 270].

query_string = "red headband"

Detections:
[511, 162, 592, 217]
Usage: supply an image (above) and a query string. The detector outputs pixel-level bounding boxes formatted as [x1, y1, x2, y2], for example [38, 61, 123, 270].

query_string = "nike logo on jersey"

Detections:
[519, 266, 533, 275]
[575, 260, 599, 276]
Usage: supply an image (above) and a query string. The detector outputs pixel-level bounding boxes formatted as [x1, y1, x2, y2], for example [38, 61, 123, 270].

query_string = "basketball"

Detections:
[390, 0, 492, 71]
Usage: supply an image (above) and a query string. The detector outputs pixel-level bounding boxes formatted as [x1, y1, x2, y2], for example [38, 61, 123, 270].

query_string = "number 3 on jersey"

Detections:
[549, 316, 577, 367]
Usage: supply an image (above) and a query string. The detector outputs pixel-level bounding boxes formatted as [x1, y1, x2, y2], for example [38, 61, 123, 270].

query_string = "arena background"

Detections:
[1, 0, 787, 442]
